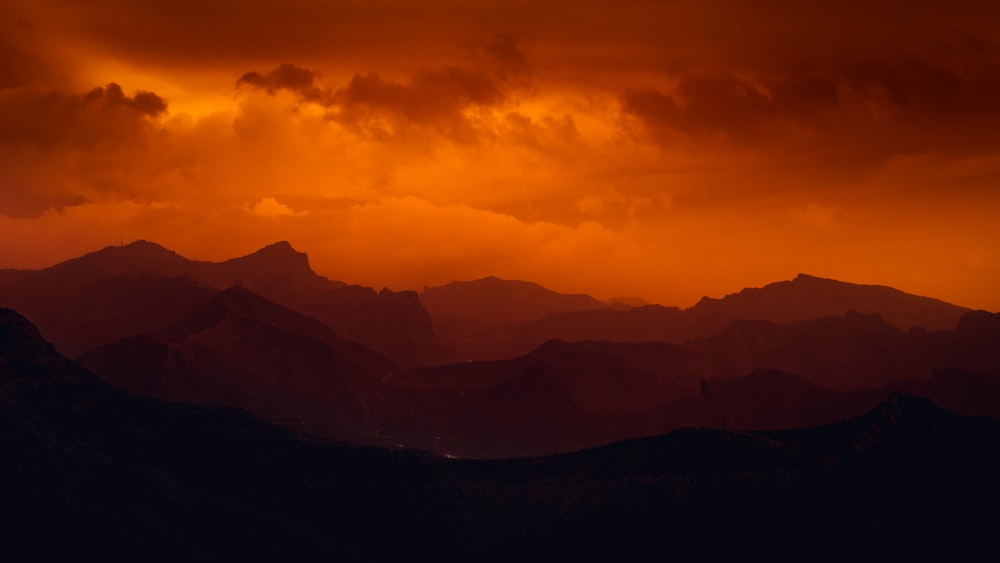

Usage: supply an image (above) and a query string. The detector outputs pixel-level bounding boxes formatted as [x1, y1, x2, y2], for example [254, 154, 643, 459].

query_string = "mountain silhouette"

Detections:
[421, 276, 607, 323]
[4, 306, 1000, 560]
[688, 273, 969, 332]
[79, 285, 394, 443]
[420, 276, 610, 361]
[377, 339, 702, 457]
[508, 273, 972, 359]
[375, 309, 1000, 457]
[0, 240, 439, 365]
[0, 306, 415, 561]
[687, 310, 931, 389]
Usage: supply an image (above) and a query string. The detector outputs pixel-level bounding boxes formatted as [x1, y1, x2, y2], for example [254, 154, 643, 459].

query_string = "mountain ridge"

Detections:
[5, 305, 1000, 560]
[0, 240, 436, 366]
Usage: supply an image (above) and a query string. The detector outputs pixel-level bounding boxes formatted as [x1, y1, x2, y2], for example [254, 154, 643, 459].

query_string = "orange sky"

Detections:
[1, 0, 999, 310]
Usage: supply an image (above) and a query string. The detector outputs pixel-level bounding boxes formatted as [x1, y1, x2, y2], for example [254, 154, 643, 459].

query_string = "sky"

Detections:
[1, 0, 999, 310]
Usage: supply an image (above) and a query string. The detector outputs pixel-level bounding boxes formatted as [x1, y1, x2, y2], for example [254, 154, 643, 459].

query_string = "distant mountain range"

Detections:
[2, 241, 997, 457]
[3, 307, 999, 560]
[376, 310, 1000, 457]
[418, 272, 971, 361]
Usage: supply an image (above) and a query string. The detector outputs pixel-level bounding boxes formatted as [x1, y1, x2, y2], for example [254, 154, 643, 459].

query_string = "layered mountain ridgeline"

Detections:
[421, 276, 609, 322]
[79, 286, 394, 444]
[0, 240, 439, 366]
[376, 309, 1000, 457]
[3, 242, 995, 458]
[0, 307, 424, 561]
[377, 340, 704, 457]
[420, 276, 612, 361]
[435, 273, 972, 361]
[3, 308, 999, 561]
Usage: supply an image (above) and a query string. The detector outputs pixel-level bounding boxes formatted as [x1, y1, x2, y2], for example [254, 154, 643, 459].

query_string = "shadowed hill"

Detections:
[79, 286, 395, 444]
[378, 339, 703, 457]
[377, 309, 1000, 457]
[4, 307, 1000, 561]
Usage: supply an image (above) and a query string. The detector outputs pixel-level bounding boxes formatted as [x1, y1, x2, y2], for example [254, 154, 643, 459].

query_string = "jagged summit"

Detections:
[242, 240, 308, 260]
[218, 240, 315, 281]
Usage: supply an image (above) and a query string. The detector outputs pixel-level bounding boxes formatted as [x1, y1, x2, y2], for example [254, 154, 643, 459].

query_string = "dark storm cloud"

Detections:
[476, 34, 533, 89]
[331, 68, 507, 142]
[0, 82, 167, 216]
[237, 64, 333, 104]
[622, 74, 775, 141]
[621, 52, 1000, 157]
[238, 61, 511, 142]
[337, 68, 505, 121]
[0, 82, 166, 150]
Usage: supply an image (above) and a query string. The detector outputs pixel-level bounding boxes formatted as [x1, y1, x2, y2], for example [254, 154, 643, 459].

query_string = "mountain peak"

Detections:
[249, 240, 306, 259]
[852, 393, 949, 453]
[0, 308, 49, 355]
[122, 239, 171, 251]
[792, 273, 827, 283]
[226, 241, 312, 273]
[258, 240, 296, 253]
[42, 239, 189, 279]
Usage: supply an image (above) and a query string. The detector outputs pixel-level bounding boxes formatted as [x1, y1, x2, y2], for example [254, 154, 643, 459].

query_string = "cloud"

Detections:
[622, 73, 774, 142]
[333, 68, 505, 142]
[621, 50, 1000, 166]
[472, 33, 533, 90]
[250, 197, 296, 217]
[3, 0, 1000, 311]
[0, 83, 168, 216]
[237, 63, 333, 104]
[238, 60, 514, 143]
[0, 82, 165, 150]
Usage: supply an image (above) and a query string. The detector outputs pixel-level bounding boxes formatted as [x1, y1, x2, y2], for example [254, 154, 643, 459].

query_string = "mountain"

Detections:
[648, 369, 890, 431]
[4, 308, 1000, 560]
[688, 309, 1000, 390]
[687, 310, 931, 390]
[376, 309, 1000, 457]
[0, 269, 216, 357]
[419, 276, 610, 361]
[0, 306, 419, 561]
[686, 273, 970, 332]
[512, 273, 972, 357]
[0, 240, 438, 365]
[79, 286, 394, 443]
[377, 339, 701, 457]
[420, 276, 608, 323]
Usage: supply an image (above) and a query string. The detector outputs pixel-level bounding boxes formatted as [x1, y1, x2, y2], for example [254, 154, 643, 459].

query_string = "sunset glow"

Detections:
[2, 0, 999, 309]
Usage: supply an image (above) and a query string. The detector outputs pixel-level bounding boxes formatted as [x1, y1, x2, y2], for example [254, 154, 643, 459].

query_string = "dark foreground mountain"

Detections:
[3, 307, 1000, 561]
[0, 240, 439, 366]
